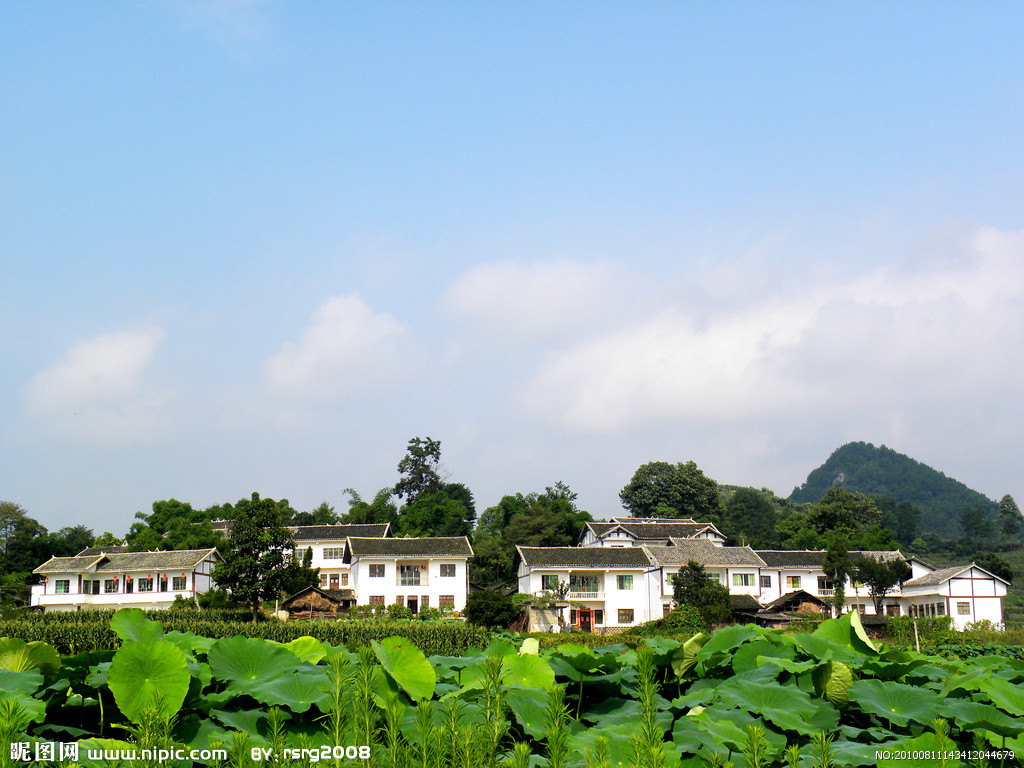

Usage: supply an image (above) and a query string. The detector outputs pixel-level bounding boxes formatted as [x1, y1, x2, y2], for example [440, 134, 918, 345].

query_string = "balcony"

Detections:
[819, 588, 835, 597]
[568, 591, 604, 600]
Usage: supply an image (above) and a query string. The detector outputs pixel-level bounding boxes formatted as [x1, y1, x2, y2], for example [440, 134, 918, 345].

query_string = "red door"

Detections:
[579, 608, 592, 632]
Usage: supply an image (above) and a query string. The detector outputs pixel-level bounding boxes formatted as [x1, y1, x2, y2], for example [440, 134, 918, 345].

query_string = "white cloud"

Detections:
[521, 227, 1024, 433]
[263, 293, 406, 399]
[22, 329, 168, 444]
[443, 259, 628, 340]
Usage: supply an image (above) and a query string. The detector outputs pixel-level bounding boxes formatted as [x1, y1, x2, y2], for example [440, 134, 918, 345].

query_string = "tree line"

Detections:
[3, 441, 1019, 610]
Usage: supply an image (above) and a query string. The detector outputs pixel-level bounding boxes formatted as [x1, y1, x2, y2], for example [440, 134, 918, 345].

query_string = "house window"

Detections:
[400, 565, 421, 586]
[341, 573, 349, 586]
[55, 580, 69, 594]
[323, 547, 345, 560]
[886, 605, 899, 617]
[173, 577, 187, 591]
[125, 578, 133, 594]
[421, 596, 428, 609]
[936, 603, 945, 616]
[541, 574, 559, 591]
[104, 579, 119, 593]
[594, 610, 603, 624]
[817, 576, 833, 591]
[320, 574, 329, 587]
[786, 575, 801, 590]
[617, 575, 633, 590]
[439, 595, 455, 609]
[137, 577, 153, 593]
[570, 576, 600, 593]
[395, 595, 404, 607]
[957, 602, 970, 616]
[369, 595, 385, 605]
[440, 564, 456, 577]
[570, 610, 577, 624]
[760, 575, 771, 589]
[732, 574, 753, 587]
[369, 564, 385, 578]
[617, 609, 634, 624]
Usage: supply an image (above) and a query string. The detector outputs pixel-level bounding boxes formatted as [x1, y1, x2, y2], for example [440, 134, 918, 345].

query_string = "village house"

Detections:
[517, 520, 1008, 631]
[31, 547, 220, 611]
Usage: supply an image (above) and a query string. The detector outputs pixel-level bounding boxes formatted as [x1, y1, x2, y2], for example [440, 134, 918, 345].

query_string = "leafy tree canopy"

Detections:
[973, 552, 1014, 583]
[855, 555, 912, 614]
[464, 589, 521, 629]
[341, 488, 399, 526]
[394, 436, 443, 504]
[211, 493, 299, 620]
[670, 561, 731, 625]
[619, 460, 723, 523]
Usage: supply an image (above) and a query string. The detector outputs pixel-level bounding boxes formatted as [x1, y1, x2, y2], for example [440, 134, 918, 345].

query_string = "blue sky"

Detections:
[3, 2, 1023, 535]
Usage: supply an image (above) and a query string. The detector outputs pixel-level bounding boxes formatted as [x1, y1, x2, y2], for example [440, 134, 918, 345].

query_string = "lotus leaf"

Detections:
[208, 636, 297, 690]
[811, 610, 877, 655]
[694, 624, 762, 673]
[0, 667, 43, 696]
[731, 638, 795, 674]
[831, 737, 905, 767]
[501, 652, 555, 689]
[876, 731, 952, 768]
[110, 608, 164, 644]
[689, 707, 785, 755]
[164, 630, 215, 656]
[939, 698, 1024, 738]
[372, 637, 436, 702]
[0, 638, 60, 679]
[812, 660, 853, 707]
[482, 638, 518, 657]
[504, 687, 549, 739]
[248, 667, 333, 713]
[273, 636, 327, 665]
[519, 637, 540, 655]
[573, 722, 654, 767]
[211, 706, 267, 733]
[976, 676, 1024, 716]
[848, 679, 943, 727]
[670, 633, 707, 678]
[107, 640, 190, 723]
[716, 679, 829, 736]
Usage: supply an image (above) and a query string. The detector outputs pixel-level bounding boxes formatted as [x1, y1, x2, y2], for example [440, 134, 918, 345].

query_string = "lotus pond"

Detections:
[1, 608, 1022, 768]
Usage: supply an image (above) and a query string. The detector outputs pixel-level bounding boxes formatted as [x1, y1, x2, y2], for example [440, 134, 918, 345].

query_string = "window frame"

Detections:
[369, 564, 385, 578]
[440, 563, 456, 578]
[55, 579, 70, 594]
[616, 574, 633, 590]
[617, 609, 635, 624]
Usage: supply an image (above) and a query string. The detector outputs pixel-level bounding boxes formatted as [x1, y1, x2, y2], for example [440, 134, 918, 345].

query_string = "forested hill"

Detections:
[789, 442, 997, 538]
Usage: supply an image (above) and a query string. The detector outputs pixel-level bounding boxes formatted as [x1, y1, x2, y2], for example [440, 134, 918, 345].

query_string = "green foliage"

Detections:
[624, 605, 708, 637]
[855, 555, 913, 614]
[973, 551, 1014, 583]
[465, 589, 522, 629]
[619, 460, 723, 522]
[671, 562, 732, 625]
[721, 487, 779, 548]
[211, 492, 298, 617]
[4, 609, 1024, 765]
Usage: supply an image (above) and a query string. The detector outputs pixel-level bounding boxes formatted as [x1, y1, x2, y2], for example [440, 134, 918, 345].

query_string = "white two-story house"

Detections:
[346, 536, 473, 614]
[289, 523, 392, 591]
[517, 546, 655, 631]
[579, 518, 726, 547]
[31, 547, 221, 611]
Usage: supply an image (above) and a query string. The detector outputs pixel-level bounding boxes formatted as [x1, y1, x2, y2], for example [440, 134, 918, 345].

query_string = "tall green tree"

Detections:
[670, 562, 731, 625]
[822, 538, 853, 617]
[394, 436, 443, 504]
[855, 556, 912, 615]
[212, 493, 298, 620]
[0, 501, 46, 573]
[722, 488, 778, 547]
[291, 502, 339, 526]
[619, 461, 723, 522]
[341, 488, 399, 526]
[997, 495, 1022, 539]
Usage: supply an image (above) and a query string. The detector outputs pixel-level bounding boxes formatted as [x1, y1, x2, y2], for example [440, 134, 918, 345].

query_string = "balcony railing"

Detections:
[568, 591, 603, 600]
[819, 588, 835, 597]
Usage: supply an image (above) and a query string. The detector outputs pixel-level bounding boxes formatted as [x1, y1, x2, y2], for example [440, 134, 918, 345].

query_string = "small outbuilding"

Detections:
[281, 585, 355, 620]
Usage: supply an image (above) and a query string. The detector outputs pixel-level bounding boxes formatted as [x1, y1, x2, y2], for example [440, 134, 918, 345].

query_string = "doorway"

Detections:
[579, 608, 592, 632]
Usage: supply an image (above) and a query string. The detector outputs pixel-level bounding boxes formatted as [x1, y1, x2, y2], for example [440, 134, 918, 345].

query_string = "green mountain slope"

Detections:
[790, 442, 996, 538]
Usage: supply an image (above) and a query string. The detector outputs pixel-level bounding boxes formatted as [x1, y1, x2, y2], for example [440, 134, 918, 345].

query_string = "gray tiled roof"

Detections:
[76, 546, 127, 556]
[585, 521, 722, 542]
[347, 537, 473, 557]
[517, 547, 653, 568]
[648, 539, 766, 567]
[755, 550, 905, 569]
[609, 517, 698, 524]
[903, 564, 972, 587]
[291, 524, 391, 541]
[35, 548, 220, 574]
[34, 555, 105, 574]
[96, 549, 221, 572]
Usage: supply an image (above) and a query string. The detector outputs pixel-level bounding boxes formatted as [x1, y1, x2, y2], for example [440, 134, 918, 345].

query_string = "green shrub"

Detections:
[624, 605, 707, 637]
[465, 589, 521, 629]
